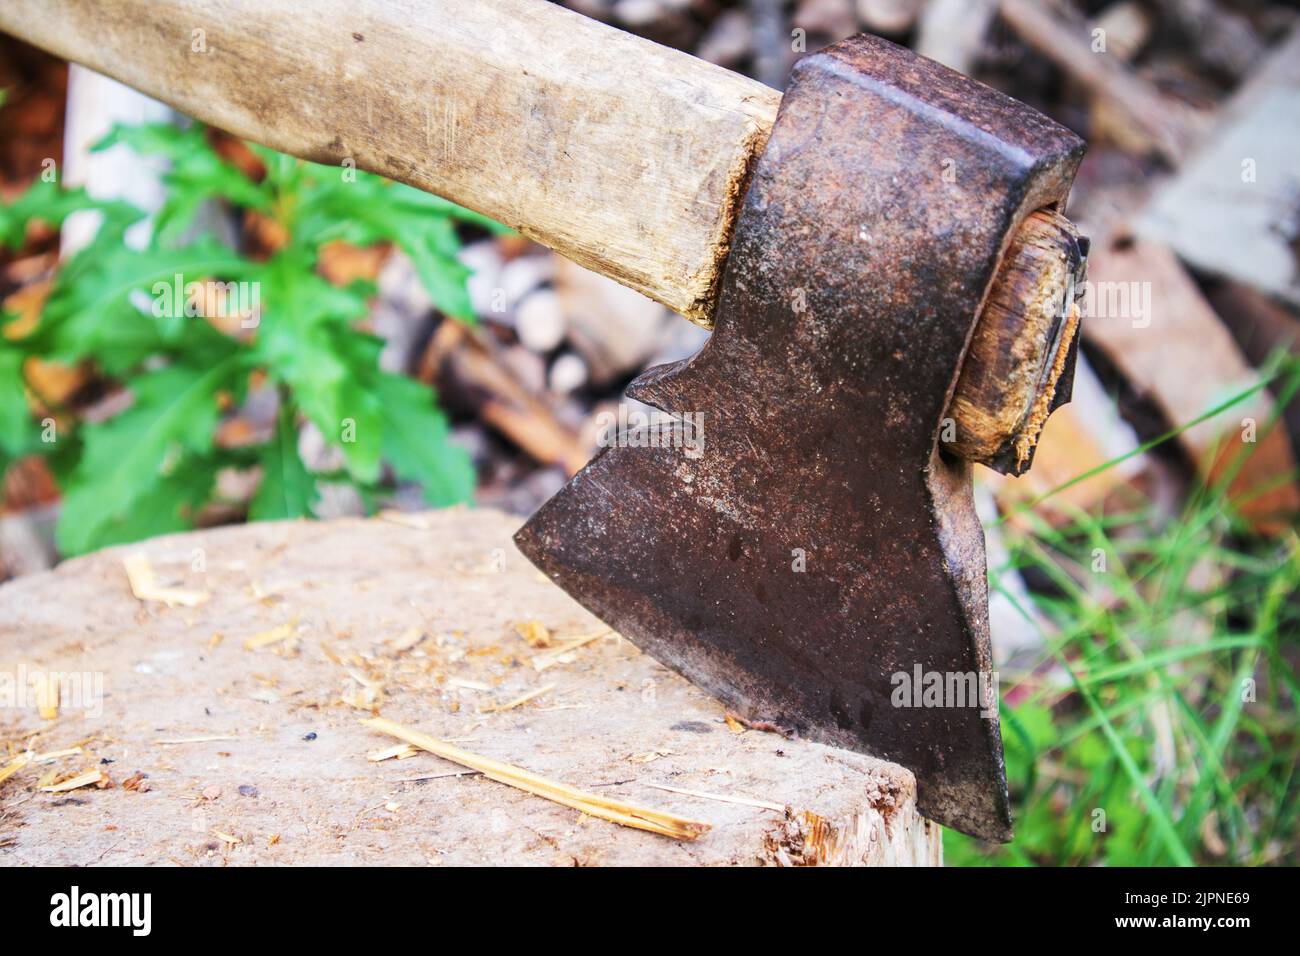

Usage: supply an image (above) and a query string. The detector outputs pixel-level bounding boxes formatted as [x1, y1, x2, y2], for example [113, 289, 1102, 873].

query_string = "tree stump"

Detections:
[0, 509, 941, 866]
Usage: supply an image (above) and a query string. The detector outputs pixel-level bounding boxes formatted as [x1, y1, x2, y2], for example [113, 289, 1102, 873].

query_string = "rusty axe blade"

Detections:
[516, 35, 1084, 842]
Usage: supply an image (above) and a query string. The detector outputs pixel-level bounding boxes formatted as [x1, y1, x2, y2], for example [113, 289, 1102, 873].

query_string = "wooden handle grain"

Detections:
[0, 0, 1080, 468]
[0, 0, 779, 325]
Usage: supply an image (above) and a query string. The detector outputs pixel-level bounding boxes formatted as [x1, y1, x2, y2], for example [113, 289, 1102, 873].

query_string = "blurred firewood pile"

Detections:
[1, 0, 1298, 583]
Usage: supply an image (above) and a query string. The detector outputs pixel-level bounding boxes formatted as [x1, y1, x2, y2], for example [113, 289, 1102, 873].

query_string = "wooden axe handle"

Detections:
[0, 0, 1077, 467]
[1, 0, 774, 324]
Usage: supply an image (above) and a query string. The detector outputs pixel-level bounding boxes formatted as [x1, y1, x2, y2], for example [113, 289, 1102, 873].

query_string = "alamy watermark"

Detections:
[891, 665, 999, 719]
[151, 274, 261, 328]
[594, 404, 705, 459]
[0, 664, 104, 719]
[1076, 279, 1152, 329]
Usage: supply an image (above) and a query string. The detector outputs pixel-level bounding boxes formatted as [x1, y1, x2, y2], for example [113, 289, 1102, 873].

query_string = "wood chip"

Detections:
[242, 622, 295, 650]
[478, 684, 554, 714]
[211, 829, 242, 845]
[40, 769, 104, 793]
[643, 782, 786, 813]
[363, 716, 711, 841]
[532, 629, 612, 671]
[30, 746, 83, 764]
[0, 754, 29, 787]
[513, 620, 552, 648]
[367, 742, 419, 762]
[123, 553, 210, 608]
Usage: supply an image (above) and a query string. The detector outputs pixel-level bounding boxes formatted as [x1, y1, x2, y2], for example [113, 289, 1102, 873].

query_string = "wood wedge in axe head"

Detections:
[2, 0, 1088, 840]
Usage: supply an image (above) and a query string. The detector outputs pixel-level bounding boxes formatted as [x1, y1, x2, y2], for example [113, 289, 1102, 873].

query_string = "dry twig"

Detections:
[123, 553, 210, 607]
[363, 716, 711, 841]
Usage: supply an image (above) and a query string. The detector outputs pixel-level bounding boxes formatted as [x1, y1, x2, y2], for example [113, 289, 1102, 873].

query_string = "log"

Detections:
[0, 510, 940, 866]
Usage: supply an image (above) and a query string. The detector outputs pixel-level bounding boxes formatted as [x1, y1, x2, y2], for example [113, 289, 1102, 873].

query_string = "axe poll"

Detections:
[2, 0, 1089, 839]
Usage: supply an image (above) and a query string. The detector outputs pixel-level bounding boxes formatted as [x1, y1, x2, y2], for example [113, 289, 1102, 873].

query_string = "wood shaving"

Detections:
[532, 629, 612, 671]
[478, 684, 554, 714]
[243, 622, 295, 651]
[40, 769, 105, 793]
[363, 716, 711, 841]
[513, 620, 552, 648]
[211, 829, 242, 845]
[367, 743, 419, 762]
[123, 553, 210, 608]
[0, 754, 29, 787]
[31, 746, 82, 764]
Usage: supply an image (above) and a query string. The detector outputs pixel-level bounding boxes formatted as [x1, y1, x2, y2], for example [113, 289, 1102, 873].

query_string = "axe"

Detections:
[2, 0, 1087, 840]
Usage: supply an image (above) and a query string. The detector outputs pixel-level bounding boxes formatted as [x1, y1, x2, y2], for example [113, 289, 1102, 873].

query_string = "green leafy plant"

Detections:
[0, 123, 501, 555]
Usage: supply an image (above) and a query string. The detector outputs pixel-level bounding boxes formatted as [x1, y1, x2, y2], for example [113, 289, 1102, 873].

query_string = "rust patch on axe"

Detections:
[516, 35, 1084, 841]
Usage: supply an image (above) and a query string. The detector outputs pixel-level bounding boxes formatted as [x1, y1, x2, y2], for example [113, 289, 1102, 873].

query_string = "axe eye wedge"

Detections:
[947, 208, 1089, 475]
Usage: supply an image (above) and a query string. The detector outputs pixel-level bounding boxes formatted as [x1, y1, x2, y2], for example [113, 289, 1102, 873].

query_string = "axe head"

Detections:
[515, 35, 1084, 841]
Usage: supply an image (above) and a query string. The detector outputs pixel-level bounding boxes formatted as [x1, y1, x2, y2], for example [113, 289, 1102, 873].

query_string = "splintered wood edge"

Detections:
[946, 208, 1082, 469]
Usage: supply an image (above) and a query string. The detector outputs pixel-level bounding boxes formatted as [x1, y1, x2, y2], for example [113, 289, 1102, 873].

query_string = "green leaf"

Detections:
[0, 339, 31, 458]
[94, 124, 269, 242]
[251, 402, 318, 520]
[56, 358, 239, 555]
[0, 177, 143, 250]
[289, 169, 498, 320]
[374, 371, 474, 506]
[250, 253, 383, 482]
[30, 238, 251, 373]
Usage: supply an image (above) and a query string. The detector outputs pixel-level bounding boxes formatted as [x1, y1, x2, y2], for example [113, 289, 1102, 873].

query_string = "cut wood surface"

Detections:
[0, 510, 940, 866]
[1, 0, 1081, 469]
